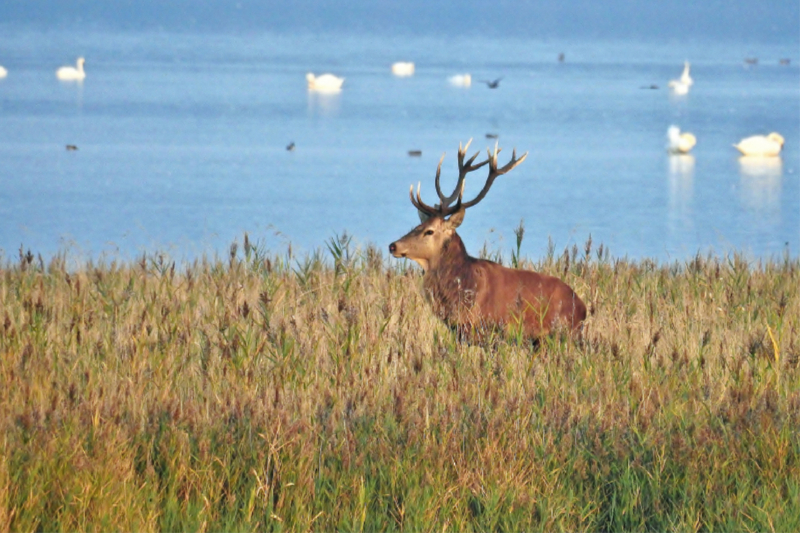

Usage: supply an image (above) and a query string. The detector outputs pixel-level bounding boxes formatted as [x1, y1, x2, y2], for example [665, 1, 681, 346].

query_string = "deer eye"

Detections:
[424, 229, 434, 236]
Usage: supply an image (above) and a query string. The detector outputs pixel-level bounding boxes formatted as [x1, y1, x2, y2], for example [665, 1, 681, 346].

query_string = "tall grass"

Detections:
[1, 236, 799, 531]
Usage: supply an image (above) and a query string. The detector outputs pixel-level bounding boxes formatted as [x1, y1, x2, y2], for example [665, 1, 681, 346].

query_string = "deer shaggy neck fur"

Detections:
[422, 233, 478, 325]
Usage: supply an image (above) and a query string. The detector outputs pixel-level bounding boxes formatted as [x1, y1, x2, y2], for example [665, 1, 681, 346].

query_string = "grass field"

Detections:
[2, 234, 799, 531]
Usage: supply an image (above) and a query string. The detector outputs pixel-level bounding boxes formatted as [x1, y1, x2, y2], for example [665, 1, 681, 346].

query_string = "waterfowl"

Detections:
[56, 57, 86, 80]
[480, 77, 503, 89]
[391, 62, 415, 77]
[667, 126, 696, 154]
[668, 62, 691, 95]
[679, 61, 693, 86]
[306, 72, 344, 92]
[0, 65, 7, 78]
[733, 133, 784, 157]
[448, 73, 471, 87]
[668, 80, 689, 95]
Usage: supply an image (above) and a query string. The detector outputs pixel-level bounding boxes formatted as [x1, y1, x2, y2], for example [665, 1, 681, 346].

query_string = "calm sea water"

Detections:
[1, 29, 798, 262]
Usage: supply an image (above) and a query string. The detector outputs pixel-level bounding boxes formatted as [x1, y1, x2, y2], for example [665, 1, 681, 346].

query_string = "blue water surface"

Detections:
[0, 29, 798, 262]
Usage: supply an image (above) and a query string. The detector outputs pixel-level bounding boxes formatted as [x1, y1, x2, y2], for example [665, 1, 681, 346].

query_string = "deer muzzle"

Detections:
[388, 242, 404, 258]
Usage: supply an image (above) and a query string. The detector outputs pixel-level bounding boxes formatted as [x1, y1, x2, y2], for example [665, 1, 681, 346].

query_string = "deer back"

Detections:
[469, 260, 587, 337]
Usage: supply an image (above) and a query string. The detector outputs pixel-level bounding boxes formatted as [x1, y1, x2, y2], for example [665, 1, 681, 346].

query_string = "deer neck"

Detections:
[423, 233, 477, 321]
[428, 232, 470, 272]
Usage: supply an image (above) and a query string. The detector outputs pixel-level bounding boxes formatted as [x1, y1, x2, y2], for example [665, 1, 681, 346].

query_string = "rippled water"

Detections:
[1, 29, 798, 262]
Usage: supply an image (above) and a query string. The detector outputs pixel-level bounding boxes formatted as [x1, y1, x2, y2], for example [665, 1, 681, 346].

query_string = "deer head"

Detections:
[389, 139, 527, 270]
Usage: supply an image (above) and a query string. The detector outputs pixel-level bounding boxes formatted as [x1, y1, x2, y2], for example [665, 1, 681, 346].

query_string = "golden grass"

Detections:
[1, 236, 799, 531]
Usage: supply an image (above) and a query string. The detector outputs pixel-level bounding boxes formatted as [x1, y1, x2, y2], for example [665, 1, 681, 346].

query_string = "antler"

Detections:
[410, 139, 528, 219]
[461, 143, 528, 209]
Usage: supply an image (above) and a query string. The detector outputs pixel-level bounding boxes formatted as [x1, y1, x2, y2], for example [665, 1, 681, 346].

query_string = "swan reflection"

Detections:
[668, 154, 694, 207]
[739, 156, 782, 211]
[667, 154, 695, 249]
[307, 90, 341, 118]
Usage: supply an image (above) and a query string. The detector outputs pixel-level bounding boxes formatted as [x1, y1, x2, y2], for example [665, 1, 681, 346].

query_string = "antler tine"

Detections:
[460, 147, 529, 210]
[497, 148, 528, 174]
[460, 138, 473, 156]
[434, 153, 448, 203]
[460, 138, 490, 173]
[439, 140, 473, 208]
[463, 150, 483, 168]
[486, 141, 503, 165]
[409, 182, 440, 217]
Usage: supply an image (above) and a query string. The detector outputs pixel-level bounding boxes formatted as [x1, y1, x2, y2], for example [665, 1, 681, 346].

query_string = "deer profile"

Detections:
[389, 140, 586, 341]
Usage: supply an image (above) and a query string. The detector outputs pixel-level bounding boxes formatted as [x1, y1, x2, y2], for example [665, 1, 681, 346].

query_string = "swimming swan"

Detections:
[668, 62, 692, 95]
[668, 80, 688, 95]
[0, 66, 7, 78]
[306, 72, 344, 92]
[391, 62, 415, 76]
[667, 125, 696, 154]
[448, 73, 471, 87]
[733, 133, 785, 157]
[680, 61, 693, 86]
[56, 57, 86, 80]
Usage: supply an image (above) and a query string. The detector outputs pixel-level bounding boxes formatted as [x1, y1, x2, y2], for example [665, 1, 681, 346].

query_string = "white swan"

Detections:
[306, 72, 344, 92]
[56, 57, 86, 81]
[448, 73, 471, 87]
[668, 62, 691, 95]
[667, 125, 696, 154]
[668, 80, 688, 95]
[0, 66, 7, 79]
[733, 133, 785, 157]
[680, 61, 693, 86]
[391, 62, 415, 77]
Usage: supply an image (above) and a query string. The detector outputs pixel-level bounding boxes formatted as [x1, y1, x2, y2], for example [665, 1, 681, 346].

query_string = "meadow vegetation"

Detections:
[1, 233, 799, 531]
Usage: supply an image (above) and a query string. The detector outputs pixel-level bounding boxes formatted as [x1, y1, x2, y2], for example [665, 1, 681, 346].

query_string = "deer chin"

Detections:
[409, 258, 430, 271]
[390, 248, 429, 271]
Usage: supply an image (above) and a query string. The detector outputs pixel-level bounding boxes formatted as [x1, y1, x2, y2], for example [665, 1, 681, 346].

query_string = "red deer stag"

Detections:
[389, 140, 586, 341]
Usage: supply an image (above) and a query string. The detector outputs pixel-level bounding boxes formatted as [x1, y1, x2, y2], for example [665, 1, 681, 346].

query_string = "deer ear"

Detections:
[445, 207, 465, 229]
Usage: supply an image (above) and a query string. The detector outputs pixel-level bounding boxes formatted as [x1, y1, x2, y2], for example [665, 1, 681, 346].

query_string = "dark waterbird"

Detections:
[480, 77, 503, 88]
